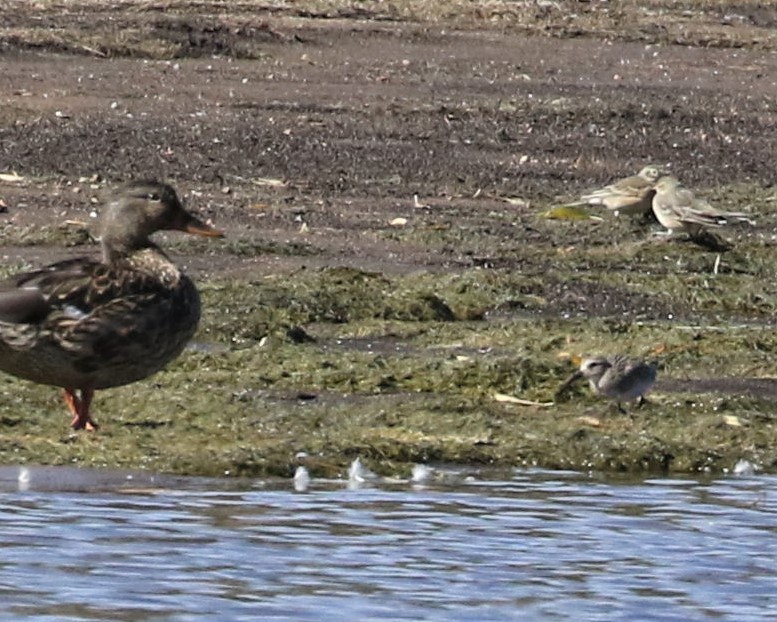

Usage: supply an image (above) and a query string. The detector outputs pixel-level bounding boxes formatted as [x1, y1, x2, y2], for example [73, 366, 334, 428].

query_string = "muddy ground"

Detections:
[0, 1, 776, 478]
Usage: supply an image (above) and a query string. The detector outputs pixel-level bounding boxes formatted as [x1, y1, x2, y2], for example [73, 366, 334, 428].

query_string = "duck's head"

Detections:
[100, 180, 223, 261]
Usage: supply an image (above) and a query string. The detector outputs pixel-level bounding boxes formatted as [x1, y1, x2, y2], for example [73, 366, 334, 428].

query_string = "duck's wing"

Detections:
[0, 257, 158, 325]
[0, 258, 103, 324]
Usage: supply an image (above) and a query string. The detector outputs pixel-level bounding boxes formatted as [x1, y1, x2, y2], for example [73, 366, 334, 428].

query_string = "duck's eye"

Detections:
[147, 192, 161, 201]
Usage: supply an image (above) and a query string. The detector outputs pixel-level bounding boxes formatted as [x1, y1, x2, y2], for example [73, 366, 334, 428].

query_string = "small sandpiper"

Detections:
[557, 354, 657, 412]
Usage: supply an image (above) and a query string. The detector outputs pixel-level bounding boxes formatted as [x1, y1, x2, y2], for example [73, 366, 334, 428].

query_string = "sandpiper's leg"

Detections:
[63, 388, 99, 431]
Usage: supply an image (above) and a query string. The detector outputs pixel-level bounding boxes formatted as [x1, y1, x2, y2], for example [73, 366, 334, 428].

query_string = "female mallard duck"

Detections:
[0, 180, 223, 430]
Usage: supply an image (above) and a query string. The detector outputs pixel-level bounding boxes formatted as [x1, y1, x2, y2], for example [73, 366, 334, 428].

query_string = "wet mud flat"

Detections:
[0, 1, 776, 477]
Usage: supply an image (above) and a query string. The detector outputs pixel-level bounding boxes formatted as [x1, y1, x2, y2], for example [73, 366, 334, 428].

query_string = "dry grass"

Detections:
[1, 0, 777, 59]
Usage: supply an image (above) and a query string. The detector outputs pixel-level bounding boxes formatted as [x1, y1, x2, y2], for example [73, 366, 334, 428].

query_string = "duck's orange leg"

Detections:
[63, 388, 99, 431]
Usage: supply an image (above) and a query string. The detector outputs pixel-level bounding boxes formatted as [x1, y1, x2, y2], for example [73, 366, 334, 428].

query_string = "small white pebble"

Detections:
[411, 464, 434, 483]
[733, 459, 756, 476]
[293, 466, 311, 492]
[348, 457, 377, 484]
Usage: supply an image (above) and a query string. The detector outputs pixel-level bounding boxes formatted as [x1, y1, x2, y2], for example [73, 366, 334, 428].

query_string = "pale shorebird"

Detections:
[565, 165, 664, 216]
[651, 176, 754, 236]
[557, 354, 657, 412]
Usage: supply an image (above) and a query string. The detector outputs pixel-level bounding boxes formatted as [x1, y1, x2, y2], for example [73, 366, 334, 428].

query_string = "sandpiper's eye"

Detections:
[147, 192, 161, 201]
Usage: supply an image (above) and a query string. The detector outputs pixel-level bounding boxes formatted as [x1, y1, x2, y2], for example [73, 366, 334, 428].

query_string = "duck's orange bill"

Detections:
[180, 214, 224, 238]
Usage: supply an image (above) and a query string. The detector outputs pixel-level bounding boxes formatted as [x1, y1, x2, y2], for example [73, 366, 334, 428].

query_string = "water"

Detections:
[0, 465, 774, 621]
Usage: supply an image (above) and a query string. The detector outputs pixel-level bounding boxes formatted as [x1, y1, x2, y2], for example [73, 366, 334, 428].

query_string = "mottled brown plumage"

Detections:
[0, 180, 223, 430]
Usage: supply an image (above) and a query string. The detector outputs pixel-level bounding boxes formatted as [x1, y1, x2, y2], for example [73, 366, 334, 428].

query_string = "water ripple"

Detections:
[0, 466, 774, 620]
